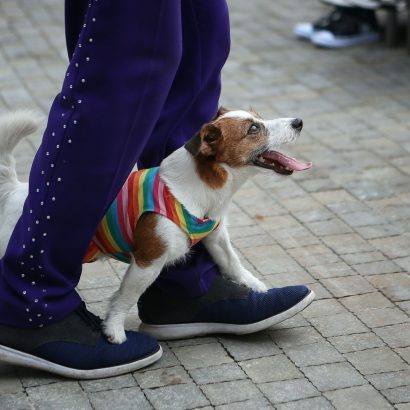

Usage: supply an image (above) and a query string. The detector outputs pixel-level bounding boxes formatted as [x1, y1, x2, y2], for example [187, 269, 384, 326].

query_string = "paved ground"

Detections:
[0, 0, 410, 409]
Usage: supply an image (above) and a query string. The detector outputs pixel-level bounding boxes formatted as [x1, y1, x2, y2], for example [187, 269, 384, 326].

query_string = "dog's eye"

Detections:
[248, 123, 260, 134]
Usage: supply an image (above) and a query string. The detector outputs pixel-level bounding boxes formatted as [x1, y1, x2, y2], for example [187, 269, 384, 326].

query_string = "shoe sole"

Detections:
[140, 290, 315, 340]
[312, 32, 380, 48]
[0, 344, 162, 379]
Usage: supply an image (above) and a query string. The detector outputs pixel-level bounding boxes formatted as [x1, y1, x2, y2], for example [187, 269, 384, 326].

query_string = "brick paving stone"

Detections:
[0, 374, 23, 394]
[0, 392, 34, 410]
[215, 397, 272, 410]
[288, 245, 339, 267]
[269, 326, 324, 348]
[302, 362, 366, 392]
[200, 379, 262, 406]
[88, 387, 151, 410]
[381, 386, 410, 404]
[306, 219, 353, 237]
[341, 292, 395, 312]
[219, 334, 280, 361]
[166, 337, 218, 348]
[356, 224, 406, 240]
[17, 368, 63, 388]
[172, 342, 233, 370]
[374, 324, 410, 348]
[355, 308, 409, 328]
[367, 274, 410, 302]
[345, 347, 408, 375]
[396, 404, 410, 410]
[328, 332, 385, 353]
[189, 363, 247, 385]
[398, 301, 410, 315]
[371, 236, 410, 259]
[309, 312, 368, 337]
[276, 396, 334, 410]
[240, 354, 302, 383]
[26, 381, 92, 410]
[396, 346, 410, 363]
[366, 370, 410, 390]
[145, 383, 209, 410]
[307, 282, 333, 300]
[321, 275, 375, 297]
[241, 245, 301, 275]
[274, 314, 311, 329]
[324, 385, 393, 410]
[309, 262, 356, 279]
[321, 233, 375, 255]
[259, 378, 320, 404]
[80, 374, 136, 393]
[145, 344, 180, 371]
[394, 256, 410, 272]
[342, 251, 386, 265]
[134, 366, 190, 389]
[264, 270, 315, 287]
[302, 298, 347, 318]
[353, 261, 402, 276]
[284, 341, 344, 367]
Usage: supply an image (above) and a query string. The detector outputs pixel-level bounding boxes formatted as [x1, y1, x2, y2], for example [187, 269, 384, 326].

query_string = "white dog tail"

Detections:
[0, 111, 40, 185]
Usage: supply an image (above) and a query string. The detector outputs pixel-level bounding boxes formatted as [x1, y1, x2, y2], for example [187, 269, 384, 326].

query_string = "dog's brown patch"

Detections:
[195, 154, 228, 189]
[132, 213, 165, 268]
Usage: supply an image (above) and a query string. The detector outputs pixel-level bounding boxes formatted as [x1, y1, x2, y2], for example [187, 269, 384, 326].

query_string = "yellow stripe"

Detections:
[100, 218, 118, 252]
[174, 201, 188, 233]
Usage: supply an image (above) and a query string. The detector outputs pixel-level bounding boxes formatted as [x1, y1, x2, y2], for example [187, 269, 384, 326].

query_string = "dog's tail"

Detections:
[0, 110, 40, 185]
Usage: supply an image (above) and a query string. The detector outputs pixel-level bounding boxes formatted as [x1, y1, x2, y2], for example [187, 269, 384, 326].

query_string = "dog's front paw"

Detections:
[246, 277, 268, 293]
[103, 320, 127, 344]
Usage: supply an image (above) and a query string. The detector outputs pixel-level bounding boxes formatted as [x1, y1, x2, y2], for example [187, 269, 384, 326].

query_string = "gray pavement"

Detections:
[0, 0, 409, 409]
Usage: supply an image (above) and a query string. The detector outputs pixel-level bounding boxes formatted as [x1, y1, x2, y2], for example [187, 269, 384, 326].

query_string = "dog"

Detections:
[0, 108, 312, 344]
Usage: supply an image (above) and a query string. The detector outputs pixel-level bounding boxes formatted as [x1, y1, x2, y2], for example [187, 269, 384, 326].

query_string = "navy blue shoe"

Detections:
[0, 302, 162, 379]
[138, 276, 315, 340]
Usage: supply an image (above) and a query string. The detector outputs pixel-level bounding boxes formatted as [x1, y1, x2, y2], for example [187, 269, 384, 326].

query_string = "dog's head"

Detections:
[185, 107, 312, 183]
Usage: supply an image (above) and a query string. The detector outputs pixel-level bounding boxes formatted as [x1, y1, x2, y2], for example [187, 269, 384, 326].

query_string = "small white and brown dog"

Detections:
[0, 108, 312, 344]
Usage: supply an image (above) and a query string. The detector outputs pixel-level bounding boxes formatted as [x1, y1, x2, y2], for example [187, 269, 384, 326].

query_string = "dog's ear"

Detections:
[184, 124, 222, 157]
[198, 123, 222, 157]
[184, 132, 201, 156]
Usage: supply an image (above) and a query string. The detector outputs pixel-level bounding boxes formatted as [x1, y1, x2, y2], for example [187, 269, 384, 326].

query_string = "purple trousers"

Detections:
[0, 0, 230, 328]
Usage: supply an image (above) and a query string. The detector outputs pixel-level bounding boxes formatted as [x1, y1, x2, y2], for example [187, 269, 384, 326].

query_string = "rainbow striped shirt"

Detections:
[83, 167, 220, 264]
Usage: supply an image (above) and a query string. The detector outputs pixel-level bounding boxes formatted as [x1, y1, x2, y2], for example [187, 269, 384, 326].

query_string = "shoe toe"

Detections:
[293, 22, 314, 39]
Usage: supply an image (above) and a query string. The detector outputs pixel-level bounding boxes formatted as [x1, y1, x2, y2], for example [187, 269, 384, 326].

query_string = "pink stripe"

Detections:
[157, 177, 167, 216]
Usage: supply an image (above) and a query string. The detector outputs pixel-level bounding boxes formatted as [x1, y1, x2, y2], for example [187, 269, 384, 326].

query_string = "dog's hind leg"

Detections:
[103, 213, 169, 344]
[103, 255, 166, 344]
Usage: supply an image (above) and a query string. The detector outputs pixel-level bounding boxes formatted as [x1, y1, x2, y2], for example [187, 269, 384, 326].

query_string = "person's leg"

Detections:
[0, 0, 188, 377]
[0, 0, 182, 328]
[137, 0, 231, 298]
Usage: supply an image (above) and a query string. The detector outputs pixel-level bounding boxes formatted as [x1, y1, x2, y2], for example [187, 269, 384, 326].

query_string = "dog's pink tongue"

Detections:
[262, 151, 312, 171]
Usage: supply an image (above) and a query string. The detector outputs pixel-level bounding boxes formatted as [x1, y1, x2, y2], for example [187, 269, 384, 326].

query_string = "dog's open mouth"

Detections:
[253, 150, 312, 175]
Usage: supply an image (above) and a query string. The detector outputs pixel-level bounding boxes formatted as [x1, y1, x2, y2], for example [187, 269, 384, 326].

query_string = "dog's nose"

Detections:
[291, 118, 303, 131]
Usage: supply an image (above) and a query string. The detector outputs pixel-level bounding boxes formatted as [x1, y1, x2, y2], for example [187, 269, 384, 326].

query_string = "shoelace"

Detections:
[75, 301, 103, 331]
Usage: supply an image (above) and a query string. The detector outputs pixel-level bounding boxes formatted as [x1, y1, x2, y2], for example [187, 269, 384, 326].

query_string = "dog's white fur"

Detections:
[0, 110, 302, 344]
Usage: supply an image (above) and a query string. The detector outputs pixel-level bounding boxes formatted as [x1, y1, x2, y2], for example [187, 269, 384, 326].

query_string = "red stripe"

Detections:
[128, 172, 138, 229]
[163, 186, 179, 225]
